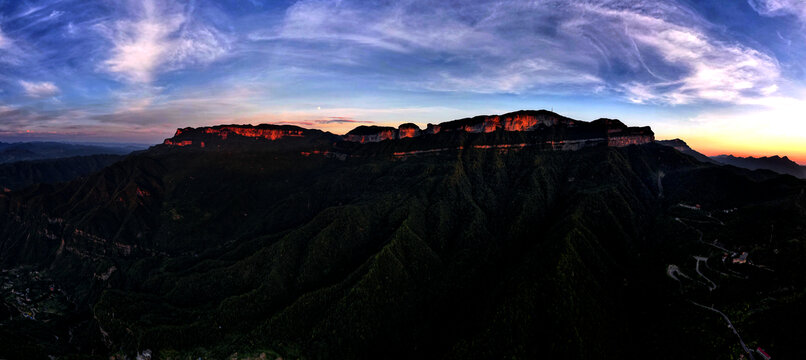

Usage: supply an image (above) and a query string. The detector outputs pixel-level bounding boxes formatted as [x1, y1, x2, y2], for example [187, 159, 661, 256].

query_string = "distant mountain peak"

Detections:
[656, 138, 715, 164]
[711, 154, 805, 178]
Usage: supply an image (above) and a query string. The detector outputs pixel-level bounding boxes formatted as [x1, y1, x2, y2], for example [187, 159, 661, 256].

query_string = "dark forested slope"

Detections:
[0, 129, 804, 360]
[0, 154, 125, 191]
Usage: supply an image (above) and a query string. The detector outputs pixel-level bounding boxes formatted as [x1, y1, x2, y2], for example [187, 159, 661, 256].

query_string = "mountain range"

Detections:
[0, 154, 126, 191]
[0, 110, 804, 359]
[657, 139, 806, 179]
[712, 154, 806, 179]
[0, 142, 145, 164]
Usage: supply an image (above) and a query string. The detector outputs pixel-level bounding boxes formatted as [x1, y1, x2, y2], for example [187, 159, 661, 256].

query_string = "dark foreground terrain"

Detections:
[0, 120, 804, 359]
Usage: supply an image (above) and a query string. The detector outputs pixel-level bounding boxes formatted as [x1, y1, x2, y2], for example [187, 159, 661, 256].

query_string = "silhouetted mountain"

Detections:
[712, 154, 806, 179]
[0, 154, 125, 191]
[0, 111, 804, 360]
[0, 142, 145, 164]
[656, 139, 715, 163]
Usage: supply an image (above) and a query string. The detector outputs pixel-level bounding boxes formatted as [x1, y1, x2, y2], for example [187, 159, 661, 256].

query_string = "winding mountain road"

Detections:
[672, 214, 764, 359]
[693, 256, 717, 291]
[690, 301, 756, 360]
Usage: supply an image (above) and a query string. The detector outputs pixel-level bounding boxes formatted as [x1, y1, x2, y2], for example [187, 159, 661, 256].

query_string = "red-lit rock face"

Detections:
[204, 127, 304, 140]
[503, 114, 551, 131]
[482, 116, 500, 132]
[445, 114, 563, 134]
[164, 125, 308, 147]
[344, 129, 396, 143]
[163, 140, 193, 146]
[398, 127, 420, 138]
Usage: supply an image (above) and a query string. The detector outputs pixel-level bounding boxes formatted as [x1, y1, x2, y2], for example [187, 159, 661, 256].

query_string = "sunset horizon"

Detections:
[1, 0, 805, 164]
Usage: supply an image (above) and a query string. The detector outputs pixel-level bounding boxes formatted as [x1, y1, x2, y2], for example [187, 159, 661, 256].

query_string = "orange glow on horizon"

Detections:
[659, 133, 806, 165]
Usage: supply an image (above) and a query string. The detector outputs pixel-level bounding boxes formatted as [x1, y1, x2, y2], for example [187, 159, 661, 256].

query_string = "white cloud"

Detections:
[416, 59, 604, 94]
[749, 0, 806, 21]
[588, 5, 782, 105]
[98, 0, 230, 83]
[19, 80, 60, 98]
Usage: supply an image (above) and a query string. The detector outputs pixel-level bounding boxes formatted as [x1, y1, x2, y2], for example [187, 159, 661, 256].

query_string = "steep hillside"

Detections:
[656, 138, 715, 164]
[0, 115, 804, 360]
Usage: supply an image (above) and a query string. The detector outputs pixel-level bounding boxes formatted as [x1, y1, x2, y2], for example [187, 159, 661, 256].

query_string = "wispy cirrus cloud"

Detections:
[19, 80, 60, 98]
[271, 117, 374, 127]
[748, 0, 806, 21]
[258, 0, 782, 105]
[581, 4, 781, 104]
[0, 24, 25, 65]
[96, 0, 230, 83]
[313, 117, 372, 124]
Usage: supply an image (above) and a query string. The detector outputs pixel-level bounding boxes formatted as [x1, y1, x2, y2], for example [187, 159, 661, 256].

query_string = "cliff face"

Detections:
[343, 124, 423, 143]
[436, 110, 573, 134]
[162, 124, 327, 148]
[343, 126, 398, 143]
[336, 110, 653, 148]
[161, 110, 654, 151]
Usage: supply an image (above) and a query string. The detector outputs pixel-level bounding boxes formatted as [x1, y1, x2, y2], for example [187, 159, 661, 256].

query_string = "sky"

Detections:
[0, 0, 805, 163]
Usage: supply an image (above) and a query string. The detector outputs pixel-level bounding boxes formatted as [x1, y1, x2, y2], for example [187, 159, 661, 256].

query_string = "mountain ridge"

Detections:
[0, 141, 141, 164]
[161, 110, 654, 150]
[711, 154, 806, 179]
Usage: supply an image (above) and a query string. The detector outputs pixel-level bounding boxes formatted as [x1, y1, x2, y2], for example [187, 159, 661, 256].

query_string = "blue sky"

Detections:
[1, 0, 805, 161]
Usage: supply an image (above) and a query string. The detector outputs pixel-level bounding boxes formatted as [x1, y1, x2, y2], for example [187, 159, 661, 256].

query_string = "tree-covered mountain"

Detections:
[0, 154, 126, 191]
[0, 113, 804, 360]
[0, 142, 145, 164]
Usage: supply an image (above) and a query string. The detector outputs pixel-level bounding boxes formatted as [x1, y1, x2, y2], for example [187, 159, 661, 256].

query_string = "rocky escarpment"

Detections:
[429, 110, 576, 134]
[338, 111, 653, 148]
[163, 124, 331, 147]
[343, 123, 424, 143]
[161, 110, 654, 151]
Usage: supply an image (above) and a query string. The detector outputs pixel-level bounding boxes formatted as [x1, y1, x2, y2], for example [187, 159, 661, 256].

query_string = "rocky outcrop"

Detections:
[162, 124, 323, 148]
[398, 123, 421, 138]
[342, 110, 653, 148]
[343, 126, 397, 143]
[343, 123, 423, 143]
[162, 110, 654, 151]
[436, 110, 575, 134]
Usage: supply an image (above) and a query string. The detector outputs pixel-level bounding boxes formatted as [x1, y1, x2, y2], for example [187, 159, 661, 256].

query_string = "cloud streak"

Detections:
[19, 80, 60, 98]
[748, 0, 806, 22]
